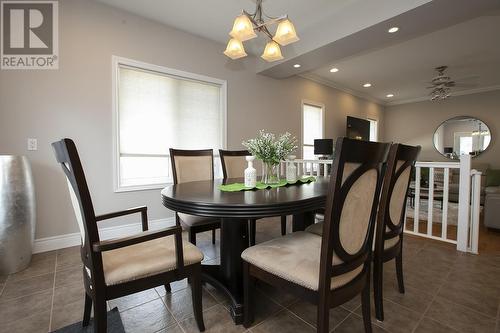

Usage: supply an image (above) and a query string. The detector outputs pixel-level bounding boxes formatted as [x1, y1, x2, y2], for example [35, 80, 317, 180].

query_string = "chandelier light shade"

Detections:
[229, 14, 257, 41]
[261, 40, 284, 62]
[273, 19, 299, 46]
[223, 0, 299, 62]
[224, 38, 248, 60]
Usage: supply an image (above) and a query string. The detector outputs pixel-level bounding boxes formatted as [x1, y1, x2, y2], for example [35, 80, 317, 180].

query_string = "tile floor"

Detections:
[1, 217, 499, 333]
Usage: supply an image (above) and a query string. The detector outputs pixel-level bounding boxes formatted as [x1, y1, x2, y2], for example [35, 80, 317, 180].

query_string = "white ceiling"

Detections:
[95, 0, 357, 54]
[95, 0, 500, 105]
[304, 15, 500, 104]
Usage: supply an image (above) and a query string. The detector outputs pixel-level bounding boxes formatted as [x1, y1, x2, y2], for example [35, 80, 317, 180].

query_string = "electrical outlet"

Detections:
[27, 138, 37, 151]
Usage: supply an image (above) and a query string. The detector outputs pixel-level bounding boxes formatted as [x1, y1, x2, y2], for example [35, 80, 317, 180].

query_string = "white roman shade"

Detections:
[114, 59, 226, 190]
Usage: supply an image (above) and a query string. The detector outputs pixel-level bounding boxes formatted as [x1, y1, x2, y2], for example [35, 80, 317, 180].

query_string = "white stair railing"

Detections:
[284, 155, 481, 253]
[280, 159, 333, 177]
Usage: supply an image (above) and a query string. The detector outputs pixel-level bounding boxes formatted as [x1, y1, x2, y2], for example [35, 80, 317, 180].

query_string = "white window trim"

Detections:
[301, 99, 325, 159]
[111, 56, 227, 192]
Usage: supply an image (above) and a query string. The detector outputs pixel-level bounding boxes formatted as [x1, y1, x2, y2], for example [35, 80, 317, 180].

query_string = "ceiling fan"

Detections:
[427, 66, 455, 100]
[427, 66, 477, 101]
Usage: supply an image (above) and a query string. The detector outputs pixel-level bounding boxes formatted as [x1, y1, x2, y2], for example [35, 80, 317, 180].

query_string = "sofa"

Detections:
[484, 169, 500, 230]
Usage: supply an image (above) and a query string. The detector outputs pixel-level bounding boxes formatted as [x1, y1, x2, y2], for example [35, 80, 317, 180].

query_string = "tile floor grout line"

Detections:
[5, 269, 58, 285]
[247, 306, 289, 331]
[0, 285, 55, 303]
[331, 310, 354, 331]
[0, 274, 7, 296]
[157, 285, 211, 333]
[48, 251, 58, 331]
[284, 306, 317, 330]
[409, 257, 454, 333]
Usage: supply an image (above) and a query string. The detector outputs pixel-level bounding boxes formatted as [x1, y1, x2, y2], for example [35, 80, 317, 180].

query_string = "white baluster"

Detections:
[441, 168, 449, 240]
[457, 155, 471, 252]
[427, 167, 434, 236]
[414, 167, 421, 233]
[469, 170, 481, 254]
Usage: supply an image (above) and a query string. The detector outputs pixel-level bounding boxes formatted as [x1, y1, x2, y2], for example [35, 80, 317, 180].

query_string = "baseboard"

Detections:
[33, 217, 175, 254]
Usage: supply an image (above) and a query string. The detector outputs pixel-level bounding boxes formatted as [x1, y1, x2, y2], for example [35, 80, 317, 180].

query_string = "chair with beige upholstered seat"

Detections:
[219, 149, 287, 245]
[52, 139, 205, 333]
[170, 148, 221, 245]
[242, 138, 390, 333]
[373, 143, 421, 321]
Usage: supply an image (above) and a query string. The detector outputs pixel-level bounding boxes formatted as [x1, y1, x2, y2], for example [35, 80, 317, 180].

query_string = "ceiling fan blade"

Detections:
[453, 83, 477, 88]
[454, 75, 480, 82]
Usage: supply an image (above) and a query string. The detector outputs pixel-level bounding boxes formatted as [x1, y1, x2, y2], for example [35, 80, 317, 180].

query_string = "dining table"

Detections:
[161, 176, 330, 324]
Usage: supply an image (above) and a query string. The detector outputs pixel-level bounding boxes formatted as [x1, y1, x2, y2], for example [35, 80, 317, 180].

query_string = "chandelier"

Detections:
[224, 0, 299, 62]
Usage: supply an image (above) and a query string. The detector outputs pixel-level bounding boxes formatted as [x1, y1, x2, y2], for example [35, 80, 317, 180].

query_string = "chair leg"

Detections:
[243, 262, 255, 328]
[280, 215, 287, 236]
[316, 305, 329, 333]
[395, 252, 405, 294]
[82, 292, 92, 327]
[190, 265, 205, 332]
[93, 297, 107, 333]
[165, 283, 172, 293]
[249, 219, 256, 246]
[361, 274, 373, 333]
[373, 256, 384, 321]
[189, 229, 196, 245]
[212, 228, 216, 245]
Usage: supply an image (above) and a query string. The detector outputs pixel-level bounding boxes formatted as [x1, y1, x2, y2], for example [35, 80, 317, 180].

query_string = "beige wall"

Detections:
[384, 90, 500, 167]
[0, 0, 383, 239]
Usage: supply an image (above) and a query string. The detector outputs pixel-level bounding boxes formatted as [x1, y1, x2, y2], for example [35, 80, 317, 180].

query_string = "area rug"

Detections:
[405, 199, 482, 226]
[51, 308, 125, 333]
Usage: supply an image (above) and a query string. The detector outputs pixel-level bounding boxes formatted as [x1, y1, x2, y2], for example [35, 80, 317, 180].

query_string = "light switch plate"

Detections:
[27, 138, 37, 151]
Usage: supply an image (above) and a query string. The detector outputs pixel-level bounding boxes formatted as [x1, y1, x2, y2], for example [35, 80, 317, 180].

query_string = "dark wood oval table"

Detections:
[161, 177, 329, 324]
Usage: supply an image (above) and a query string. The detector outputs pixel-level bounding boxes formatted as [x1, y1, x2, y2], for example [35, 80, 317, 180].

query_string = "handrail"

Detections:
[281, 156, 480, 254]
[415, 161, 460, 169]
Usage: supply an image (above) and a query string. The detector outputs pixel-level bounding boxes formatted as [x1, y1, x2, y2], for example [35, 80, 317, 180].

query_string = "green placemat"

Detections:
[219, 176, 316, 192]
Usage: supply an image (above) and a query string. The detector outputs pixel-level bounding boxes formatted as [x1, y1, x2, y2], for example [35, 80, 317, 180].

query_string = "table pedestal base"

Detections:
[201, 212, 315, 324]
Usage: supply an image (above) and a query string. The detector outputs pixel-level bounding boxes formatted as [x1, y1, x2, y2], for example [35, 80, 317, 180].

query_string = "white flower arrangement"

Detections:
[243, 130, 298, 165]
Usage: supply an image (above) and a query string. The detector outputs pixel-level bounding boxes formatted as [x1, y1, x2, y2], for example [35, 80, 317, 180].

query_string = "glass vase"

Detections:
[261, 162, 280, 185]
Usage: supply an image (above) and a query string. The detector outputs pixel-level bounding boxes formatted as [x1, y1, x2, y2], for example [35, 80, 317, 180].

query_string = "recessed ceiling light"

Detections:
[388, 27, 399, 33]
[386, 94, 394, 98]
[293, 64, 301, 68]
[363, 83, 372, 88]
[330, 67, 339, 73]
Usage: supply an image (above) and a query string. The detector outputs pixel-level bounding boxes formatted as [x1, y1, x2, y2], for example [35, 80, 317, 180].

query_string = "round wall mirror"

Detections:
[433, 116, 491, 159]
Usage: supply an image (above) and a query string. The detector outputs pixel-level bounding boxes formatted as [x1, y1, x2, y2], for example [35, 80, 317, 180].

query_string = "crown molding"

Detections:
[386, 85, 500, 106]
[299, 73, 500, 108]
[298, 73, 385, 106]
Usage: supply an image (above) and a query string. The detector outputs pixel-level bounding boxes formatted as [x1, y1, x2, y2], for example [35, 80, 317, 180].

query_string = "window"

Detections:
[459, 136, 473, 155]
[113, 57, 227, 191]
[368, 118, 378, 142]
[302, 101, 324, 160]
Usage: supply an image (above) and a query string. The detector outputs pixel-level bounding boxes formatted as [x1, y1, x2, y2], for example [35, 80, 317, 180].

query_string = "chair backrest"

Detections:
[375, 143, 421, 251]
[319, 138, 390, 289]
[170, 149, 214, 184]
[219, 149, 250, 179]
[52, 138, 98, 247]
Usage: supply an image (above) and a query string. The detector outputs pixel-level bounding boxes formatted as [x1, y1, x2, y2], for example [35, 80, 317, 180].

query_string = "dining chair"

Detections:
[219, 149, 287, 245]
[170, 148, 221, 245]
[52, 139, 205, 333]
[373, 143, 421, 321]
[242, 138, 390, 333]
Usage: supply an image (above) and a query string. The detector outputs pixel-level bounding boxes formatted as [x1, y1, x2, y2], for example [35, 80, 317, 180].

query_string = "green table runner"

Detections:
[219, 176, 316, 192]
